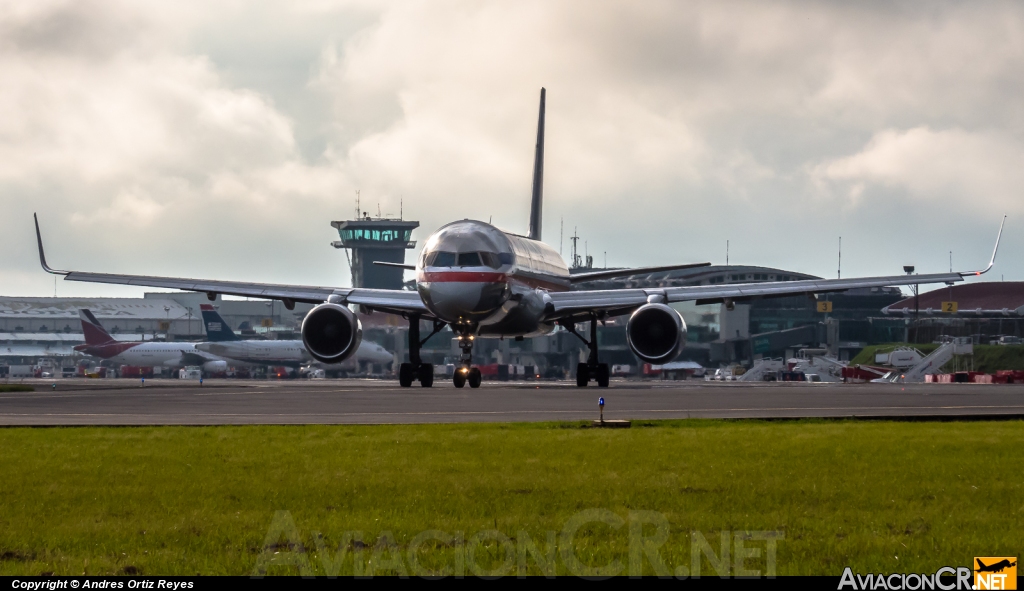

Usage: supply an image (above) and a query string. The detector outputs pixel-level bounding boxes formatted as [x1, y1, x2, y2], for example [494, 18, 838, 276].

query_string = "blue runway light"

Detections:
[599, 397, 605, 406]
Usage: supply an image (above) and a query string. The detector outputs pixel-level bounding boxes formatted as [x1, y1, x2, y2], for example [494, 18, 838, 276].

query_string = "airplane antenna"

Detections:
[528, 88, 545, 240]
[726, 240, 729, 266]
[949, 251, 952, 273]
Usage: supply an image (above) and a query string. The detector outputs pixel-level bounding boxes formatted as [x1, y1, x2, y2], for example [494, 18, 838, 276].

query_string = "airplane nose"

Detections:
[418, 275, 509, 322]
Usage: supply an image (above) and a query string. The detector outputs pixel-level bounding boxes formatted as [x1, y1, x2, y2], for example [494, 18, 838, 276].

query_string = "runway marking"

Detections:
[2, 404, 1024, 420]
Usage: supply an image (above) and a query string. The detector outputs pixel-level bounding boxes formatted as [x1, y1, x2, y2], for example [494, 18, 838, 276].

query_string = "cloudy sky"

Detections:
[2, 0, 1022, 297]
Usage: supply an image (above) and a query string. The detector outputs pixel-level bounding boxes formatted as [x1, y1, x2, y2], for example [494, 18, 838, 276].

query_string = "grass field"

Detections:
[0, 384, 33, 393]
[0, 420, 1020, 577]
[850, 343, 1024, 373]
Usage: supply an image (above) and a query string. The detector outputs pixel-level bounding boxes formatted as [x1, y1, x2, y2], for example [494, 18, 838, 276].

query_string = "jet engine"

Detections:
[301, 303, 363, 364]
[202, 360, 227, 373]
[626, 303, 686, 364]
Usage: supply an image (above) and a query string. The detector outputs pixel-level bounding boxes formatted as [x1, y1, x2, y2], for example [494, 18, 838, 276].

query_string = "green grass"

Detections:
[849, 343, 939, 366]
[851, 342, 1024, 373]
[0, 421, 1020, 576]
[0, 384, 33, 392]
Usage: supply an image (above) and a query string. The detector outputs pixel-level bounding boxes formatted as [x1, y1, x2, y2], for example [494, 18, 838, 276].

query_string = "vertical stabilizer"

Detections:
[79, 309, 116, 346]
[200, 304, 241, 341]
[528, 88, 545, 241]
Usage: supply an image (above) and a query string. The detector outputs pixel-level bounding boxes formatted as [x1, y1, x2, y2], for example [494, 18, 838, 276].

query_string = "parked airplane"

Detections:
[195, 304, 393, 373]
[74, 309, 231, 372]
[37, 89, 1004, 389]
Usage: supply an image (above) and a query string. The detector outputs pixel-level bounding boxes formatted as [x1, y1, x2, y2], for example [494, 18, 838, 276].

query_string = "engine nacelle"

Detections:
[202, 360, 227, 373]
[626, 303, 687, 364]
[301, 303, 363, 364]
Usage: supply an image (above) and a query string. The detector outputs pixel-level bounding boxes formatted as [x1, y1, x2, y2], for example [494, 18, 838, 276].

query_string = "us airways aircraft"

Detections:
[36, 89, 1004, 389]
[194, 304, 393, 373]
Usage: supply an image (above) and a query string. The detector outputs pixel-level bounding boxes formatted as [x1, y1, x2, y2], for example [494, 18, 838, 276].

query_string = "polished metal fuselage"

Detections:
[416, 220, 570, 336]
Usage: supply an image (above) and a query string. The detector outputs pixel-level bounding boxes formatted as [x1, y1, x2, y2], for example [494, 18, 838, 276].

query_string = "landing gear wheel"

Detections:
[468, 367, 482, 388]
[596, 363, 610, 388]
[418, 364, 434, 387]
[399, 363, 414, 387]
[453, 370, 467, 388]
[576, 363, 589, 387]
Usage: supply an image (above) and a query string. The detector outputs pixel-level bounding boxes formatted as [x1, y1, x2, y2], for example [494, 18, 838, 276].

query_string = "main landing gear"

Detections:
[452, 325, 481, 388]
[562, 315, 610, 388]
[398, 315, 447, 388]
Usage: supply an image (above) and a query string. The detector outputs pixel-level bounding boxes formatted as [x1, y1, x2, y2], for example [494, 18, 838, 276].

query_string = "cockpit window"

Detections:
[430, 251, 512, 268]
[430, 251, 457, 267]
[480, 252, 499, 269]
[479, 252, 513, 269]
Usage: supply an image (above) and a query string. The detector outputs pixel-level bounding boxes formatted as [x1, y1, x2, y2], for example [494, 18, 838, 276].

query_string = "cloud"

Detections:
[3, 0, 1024, 297]
[813, 127, 1024, 214]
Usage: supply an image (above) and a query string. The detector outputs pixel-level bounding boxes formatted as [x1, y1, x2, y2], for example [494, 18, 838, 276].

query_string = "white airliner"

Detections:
[193, 304, 393, 373]
[37, 89, 1004, 389]
[75, 309, 232, 373]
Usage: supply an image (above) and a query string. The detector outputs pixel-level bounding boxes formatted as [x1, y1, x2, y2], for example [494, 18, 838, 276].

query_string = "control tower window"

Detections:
[457, 252, 482, 267]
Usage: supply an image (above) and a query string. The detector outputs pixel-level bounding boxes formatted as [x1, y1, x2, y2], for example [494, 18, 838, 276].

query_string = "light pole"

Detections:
[904, 266, 917, 343]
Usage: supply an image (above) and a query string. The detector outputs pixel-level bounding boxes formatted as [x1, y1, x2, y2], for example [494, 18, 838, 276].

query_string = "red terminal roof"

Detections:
[885, 282, 1024, 314]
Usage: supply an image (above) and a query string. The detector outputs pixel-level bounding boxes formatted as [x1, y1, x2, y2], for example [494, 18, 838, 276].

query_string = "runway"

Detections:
[1, 378, 1023, 425]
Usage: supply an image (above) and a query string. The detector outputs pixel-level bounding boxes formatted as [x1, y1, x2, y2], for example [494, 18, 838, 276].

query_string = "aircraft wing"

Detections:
[34, 214, 433, 317]
[546, 271, 965, 320]
[546, 216, 1006, 321]
[568, 262, 711, 284]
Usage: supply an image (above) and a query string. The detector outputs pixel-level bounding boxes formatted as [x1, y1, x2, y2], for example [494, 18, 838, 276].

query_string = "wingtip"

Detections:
[33, 213, 67, 275]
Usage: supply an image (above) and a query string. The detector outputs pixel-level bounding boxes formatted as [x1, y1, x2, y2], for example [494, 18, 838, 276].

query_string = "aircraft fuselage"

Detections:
[415, 220, 570, 336]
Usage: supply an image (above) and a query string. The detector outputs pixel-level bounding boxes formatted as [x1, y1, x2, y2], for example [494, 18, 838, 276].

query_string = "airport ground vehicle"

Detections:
[178, 367, 202, 380]
[34, 91, 1005, 389]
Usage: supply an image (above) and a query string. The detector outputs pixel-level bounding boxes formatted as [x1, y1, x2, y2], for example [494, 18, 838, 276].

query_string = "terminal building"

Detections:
[883, 281, 1024, 343]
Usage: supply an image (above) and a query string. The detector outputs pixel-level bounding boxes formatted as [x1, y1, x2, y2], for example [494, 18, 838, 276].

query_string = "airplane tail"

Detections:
[528, 87, 545, 241]
[200, 304, 240, 341]
[79, 309, 116, 346]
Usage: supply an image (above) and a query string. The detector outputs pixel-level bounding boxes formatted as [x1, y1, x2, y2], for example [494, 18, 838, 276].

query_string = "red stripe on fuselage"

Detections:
[419, 271, 508, 283]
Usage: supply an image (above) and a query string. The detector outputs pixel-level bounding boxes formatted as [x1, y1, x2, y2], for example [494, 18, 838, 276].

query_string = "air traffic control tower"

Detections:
[331, 216, 419, 290]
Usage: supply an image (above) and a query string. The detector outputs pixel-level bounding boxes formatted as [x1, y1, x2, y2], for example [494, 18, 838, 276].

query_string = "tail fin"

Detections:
[200, 303, 240, 341]
[528, 87, 545, 240]
[79, 309, 116, 346]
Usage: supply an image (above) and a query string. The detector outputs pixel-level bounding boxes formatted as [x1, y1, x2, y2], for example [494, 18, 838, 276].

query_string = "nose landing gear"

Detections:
[452, 366, 481, 389]
[453, 327, 482, 388]
[398, 315, 446, 388]
[561, 315, 610, 388]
